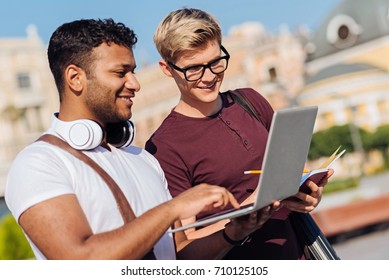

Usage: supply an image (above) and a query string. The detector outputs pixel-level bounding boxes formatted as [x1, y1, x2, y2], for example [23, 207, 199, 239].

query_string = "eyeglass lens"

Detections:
[185, 57, 228, 81]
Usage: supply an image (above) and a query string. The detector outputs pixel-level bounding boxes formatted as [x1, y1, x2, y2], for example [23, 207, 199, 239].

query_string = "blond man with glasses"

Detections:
[146, 8, 331, 259]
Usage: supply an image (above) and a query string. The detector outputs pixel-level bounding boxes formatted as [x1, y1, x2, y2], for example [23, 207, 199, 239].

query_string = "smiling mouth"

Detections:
[118, 96, 133, 105]
[198, 81, 216, 89]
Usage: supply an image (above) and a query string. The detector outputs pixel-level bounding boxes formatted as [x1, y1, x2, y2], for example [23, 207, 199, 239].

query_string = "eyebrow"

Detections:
[182, 54, 224, 69]
[111, 63, 136, 71]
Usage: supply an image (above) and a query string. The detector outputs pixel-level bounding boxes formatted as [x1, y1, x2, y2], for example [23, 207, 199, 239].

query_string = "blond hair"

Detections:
[154, 8, 222, 62]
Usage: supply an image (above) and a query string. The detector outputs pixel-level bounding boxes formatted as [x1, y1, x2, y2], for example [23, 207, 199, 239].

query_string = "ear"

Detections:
[158, 59, 173, 78]
[65, 64, 85, 92]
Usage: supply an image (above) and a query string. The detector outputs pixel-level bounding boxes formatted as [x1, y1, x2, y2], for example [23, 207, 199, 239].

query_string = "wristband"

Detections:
[222, 229, 251, 246]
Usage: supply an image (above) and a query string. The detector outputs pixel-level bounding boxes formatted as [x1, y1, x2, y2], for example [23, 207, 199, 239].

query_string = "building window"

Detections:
[326, 14, 361, 49]
[377, 99, 388, 114]
[268, 67, 277, 82]
[338, 25, 350, 40]
[17, 73, 31, 89]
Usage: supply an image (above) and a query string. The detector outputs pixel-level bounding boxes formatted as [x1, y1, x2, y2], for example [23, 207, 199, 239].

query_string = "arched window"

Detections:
[268, 67, 277, 82]
[326, 14, 361, 49]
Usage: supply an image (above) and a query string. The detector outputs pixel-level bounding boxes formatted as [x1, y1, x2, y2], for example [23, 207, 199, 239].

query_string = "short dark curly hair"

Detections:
[48, 18, 137, 96]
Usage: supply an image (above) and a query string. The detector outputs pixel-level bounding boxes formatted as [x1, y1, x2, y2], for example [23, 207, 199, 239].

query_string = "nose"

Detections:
[201, 66, 216, 81]
[125, 73, 141, 92]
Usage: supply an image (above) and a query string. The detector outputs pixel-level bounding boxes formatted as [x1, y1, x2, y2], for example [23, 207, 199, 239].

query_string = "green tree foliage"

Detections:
[369, 124, 389, 168]
[309, 124, 370, 160]
[0, 213, 34, 260]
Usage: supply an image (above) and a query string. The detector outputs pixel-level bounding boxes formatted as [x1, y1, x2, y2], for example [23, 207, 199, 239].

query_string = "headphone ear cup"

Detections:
[52, 114, 104, 150]
[106, 120, 135, 148]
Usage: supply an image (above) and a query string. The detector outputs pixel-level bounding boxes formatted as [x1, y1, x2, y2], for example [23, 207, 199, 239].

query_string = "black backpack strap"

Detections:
[229, 89, 264, 125]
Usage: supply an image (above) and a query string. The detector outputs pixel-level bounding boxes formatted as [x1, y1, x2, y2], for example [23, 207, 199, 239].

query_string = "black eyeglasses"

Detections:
[168, 45, 230, 82]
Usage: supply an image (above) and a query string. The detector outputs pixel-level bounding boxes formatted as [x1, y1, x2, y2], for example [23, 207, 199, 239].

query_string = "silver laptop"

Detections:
[169, 105, 318, 233]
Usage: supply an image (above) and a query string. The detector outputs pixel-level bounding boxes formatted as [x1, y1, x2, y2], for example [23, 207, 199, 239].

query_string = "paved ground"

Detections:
[333, 223, 389, 259]
[312, 171, 389, 238]
[315, 171, 389, 210]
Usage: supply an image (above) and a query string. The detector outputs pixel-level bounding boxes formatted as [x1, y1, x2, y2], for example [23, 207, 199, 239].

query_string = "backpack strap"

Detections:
[229, 89, 263, 124]
[37, 134, 156, 259]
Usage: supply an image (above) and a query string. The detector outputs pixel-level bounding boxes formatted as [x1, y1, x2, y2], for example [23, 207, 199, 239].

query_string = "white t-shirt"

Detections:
[5, 130, 176, 260]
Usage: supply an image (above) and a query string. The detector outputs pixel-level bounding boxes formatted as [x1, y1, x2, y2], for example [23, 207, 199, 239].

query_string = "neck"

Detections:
[175, 95, 222, 118]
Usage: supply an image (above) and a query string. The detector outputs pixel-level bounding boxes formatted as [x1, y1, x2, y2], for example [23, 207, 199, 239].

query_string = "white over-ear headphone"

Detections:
[106, 119, 135, 149]
[51, 113, 135, 150]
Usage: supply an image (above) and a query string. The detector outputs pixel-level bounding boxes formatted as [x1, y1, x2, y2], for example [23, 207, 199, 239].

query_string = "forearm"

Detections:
[85, 186, 237, 259]
[176, 230, 234, 260]
[23, 184, 238, 260]
[176, 201, 279, 259]
[49, 202, 179, 260]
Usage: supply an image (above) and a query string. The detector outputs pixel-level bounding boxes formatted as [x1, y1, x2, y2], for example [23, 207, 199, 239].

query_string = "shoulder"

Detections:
[121, 145, 165, 174]
[124, 145, 159, 164]
[5, 140, 75, 221]
[231, 87, 270, 105]
[148, 112, 179, 139]
[230, 87, 274, 128]
[10, 139, 72, 170]
[7, 137, 77, 184]
[145, 112, 188, 155]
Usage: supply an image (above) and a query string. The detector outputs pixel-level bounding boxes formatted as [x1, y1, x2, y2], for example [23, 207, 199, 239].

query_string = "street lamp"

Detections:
[348, 104, 365, 176]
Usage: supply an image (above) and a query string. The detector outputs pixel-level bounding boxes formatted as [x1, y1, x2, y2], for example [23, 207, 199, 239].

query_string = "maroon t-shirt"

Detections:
[146, 88, 304, 259]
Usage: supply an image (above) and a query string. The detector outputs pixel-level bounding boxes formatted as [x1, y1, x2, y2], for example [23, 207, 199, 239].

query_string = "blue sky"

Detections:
[0, 0, 341, 65]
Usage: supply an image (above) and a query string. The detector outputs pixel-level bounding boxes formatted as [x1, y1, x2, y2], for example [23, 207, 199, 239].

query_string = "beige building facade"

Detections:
[297, 0, 389, 176]
[0, 25, 58, 196]
[298, 0, 389, 132]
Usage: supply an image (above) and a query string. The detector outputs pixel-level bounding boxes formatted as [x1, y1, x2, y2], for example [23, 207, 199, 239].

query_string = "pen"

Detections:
[244, 169, 311, 175]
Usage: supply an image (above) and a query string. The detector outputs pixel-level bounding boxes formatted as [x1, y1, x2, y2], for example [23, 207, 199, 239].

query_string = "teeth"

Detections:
[120, 97, 131, 101]
[199, 84, 214, 89]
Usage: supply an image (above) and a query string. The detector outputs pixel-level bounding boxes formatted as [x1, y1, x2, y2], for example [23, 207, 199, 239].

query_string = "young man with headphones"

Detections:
[5, 19, 278, 260]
